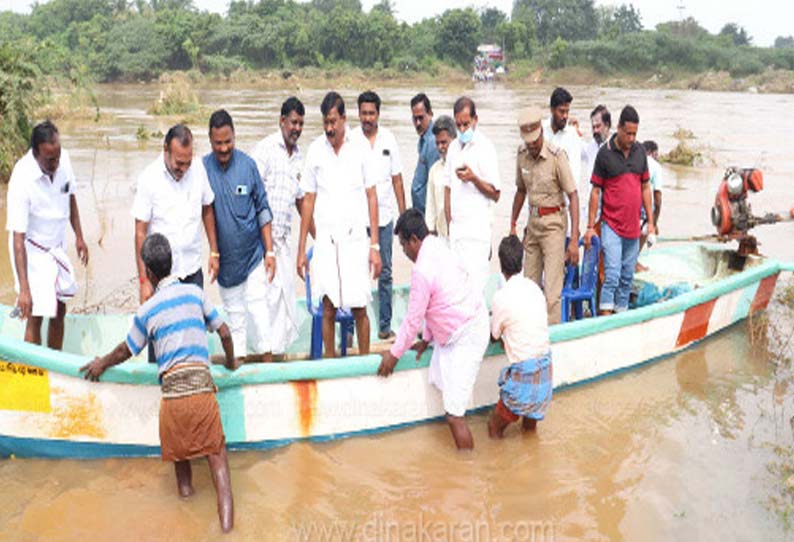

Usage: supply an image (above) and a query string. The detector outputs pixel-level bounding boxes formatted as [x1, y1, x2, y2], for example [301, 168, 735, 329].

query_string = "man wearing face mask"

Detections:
[443, 96, 501, 294]
[6, 120, 89, 349]
[204, 109, 275, 365]
[251, 97, 313, 357]
[297, 92, 382, 358]
[510, 108, 579, 325]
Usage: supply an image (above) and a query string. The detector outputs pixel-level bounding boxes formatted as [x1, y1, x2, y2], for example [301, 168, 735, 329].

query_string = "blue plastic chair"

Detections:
[561, 235, 601, 323]
[305, 246, 354, 359]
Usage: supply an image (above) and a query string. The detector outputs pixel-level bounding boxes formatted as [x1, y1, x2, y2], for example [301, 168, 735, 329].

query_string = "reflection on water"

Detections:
[2, 84, 794, 540]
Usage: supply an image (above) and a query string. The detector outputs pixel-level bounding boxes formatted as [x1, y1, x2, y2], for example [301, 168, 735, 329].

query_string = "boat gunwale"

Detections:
[0, 249, 789, 388]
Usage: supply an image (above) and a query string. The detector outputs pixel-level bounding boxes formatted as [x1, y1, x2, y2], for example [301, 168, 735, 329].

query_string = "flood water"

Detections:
[2, 84, 794, 541]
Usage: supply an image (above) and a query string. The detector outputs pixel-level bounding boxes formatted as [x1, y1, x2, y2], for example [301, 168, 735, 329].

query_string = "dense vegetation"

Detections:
[1, 0, 792, 83]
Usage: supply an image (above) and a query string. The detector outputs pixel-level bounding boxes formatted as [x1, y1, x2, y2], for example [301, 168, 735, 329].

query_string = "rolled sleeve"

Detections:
[5, 175, 30, 233]
[131, 174, 153, 222]
[389, 135, 403, 176]
[203, 295, 224, 332]
[126, 314, 148, 355]
[390, 271, 432, 359]
[251, 165, 273, 228]
[481, 141, 501, 190]
[198, 164, 215, 205]
[300, 154, 318, 194]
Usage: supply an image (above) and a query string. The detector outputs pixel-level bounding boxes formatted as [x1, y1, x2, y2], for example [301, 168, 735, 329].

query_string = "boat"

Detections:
[0, 242, 792, 459]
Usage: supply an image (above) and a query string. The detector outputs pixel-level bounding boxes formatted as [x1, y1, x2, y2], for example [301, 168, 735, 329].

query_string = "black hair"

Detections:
[550, 87, 573, 109]
[394, 209, 429, 242]
[410, 93, 432, 113]
[281, 96, 305, 117]
[30, 120, 59, 154]
[432, 115, 456, 137]
[141, 233, 173, 280]
[590, 104, 611, 128]
[320, 91, 345, 117]
[208, 109, 234, 134]
[619, 105, 640, 126]
[453, 96, 476, 117]
[498, 235, 524, 277]
[357, 90, 381, 112]
[164, 124, 193, 149]
[643, 140, 658, 154]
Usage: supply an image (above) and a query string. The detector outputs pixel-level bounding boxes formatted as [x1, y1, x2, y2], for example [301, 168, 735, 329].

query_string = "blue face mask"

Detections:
[457, 127, 474, 145]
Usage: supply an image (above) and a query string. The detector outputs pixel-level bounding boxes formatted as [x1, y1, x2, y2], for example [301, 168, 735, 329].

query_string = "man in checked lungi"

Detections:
[80, 233, 240, 533]
[488, 235, 554, 438]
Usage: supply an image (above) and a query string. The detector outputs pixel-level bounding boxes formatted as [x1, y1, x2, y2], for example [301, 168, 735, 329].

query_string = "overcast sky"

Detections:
[2, 0, 791, 47]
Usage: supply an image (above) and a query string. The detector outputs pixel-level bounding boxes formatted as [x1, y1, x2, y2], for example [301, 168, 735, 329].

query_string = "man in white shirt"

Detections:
[296, 92, 382, 358]
[251, 97, 313, 356]
[542, 87, 585, 229]
[637, 139, 664, 270]
[132, 124, 219, 305]
[583, 105, 612, 181]
[425, 115, 456, 240]
[6, 120, 89, 349]
[443, 96, 501, 294]
[353, 90, 406, 340]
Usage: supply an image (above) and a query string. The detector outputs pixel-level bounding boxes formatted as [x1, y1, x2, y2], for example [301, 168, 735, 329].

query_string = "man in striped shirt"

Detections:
[80, 233, 239, 533]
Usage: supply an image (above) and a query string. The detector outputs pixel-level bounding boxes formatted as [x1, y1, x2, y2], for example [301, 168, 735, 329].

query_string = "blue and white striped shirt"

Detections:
[126, 277, 224, 376]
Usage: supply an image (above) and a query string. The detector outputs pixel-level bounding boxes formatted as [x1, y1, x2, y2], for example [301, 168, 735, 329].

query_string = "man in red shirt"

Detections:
[584, 106, 655, 315]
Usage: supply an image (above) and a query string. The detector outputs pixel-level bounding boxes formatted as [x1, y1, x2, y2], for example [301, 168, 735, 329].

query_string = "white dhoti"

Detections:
[428, 303, 489, 417]
[263, 238, 299, 354]
[219, 263, 271, 356]
[11, 238, 77, 318]
[450, 237, 491, 294]
[311, 229, 371, 310]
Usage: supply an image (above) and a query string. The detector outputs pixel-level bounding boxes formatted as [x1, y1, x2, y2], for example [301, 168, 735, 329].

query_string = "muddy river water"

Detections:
[1, 84, 794, 541]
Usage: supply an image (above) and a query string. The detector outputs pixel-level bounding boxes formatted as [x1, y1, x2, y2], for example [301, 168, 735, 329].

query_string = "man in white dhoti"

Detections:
[6, 120, 89, 349]
[297, 92, 381, 358]
[378, 209, 489, 450]
[443, 96, 501, 294]
[251, 97, 313, 357]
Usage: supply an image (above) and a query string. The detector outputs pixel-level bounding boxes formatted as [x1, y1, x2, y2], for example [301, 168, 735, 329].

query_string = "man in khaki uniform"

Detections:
[510, 107, 580, 324]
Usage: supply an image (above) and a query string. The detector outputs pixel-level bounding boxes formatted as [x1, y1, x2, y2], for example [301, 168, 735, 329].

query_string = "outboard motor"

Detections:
[711, 167, 764, 237]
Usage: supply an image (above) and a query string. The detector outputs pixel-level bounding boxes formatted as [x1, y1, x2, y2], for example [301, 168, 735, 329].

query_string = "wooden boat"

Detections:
[1, 242, 792, 458]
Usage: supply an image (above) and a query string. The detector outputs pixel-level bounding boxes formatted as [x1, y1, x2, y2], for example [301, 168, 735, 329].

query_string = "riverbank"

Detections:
[126, 64, 794, 95]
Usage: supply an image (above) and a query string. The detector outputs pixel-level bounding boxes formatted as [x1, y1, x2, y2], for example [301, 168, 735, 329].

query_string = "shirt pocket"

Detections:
[231, 191, 253, 219]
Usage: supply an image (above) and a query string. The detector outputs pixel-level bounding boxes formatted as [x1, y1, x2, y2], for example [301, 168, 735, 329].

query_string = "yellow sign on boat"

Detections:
[0, 360, 51, 413]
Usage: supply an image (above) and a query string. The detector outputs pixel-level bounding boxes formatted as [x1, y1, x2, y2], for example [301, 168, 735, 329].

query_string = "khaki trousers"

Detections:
[523, 212, 567, 324]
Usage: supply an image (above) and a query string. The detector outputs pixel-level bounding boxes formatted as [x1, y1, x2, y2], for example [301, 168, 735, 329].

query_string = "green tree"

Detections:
[655, 17, 708, 39]
[512, 0, 597, 44]
[0, 41, 46, 181]
[435, 8, 482, 68]
[775, 36, 794, 48]
[98, 16, 169, 80]
[719, 23, 751, 46]
[480, 7, 507, 42]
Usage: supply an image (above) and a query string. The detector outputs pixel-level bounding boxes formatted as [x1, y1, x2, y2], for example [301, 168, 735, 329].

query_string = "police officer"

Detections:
[510, 107, 580, 324]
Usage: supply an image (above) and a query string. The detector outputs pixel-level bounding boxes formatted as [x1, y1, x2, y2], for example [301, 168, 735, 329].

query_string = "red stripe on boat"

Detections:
[750, 274, 778, 313]
[676, 299, 717, 347]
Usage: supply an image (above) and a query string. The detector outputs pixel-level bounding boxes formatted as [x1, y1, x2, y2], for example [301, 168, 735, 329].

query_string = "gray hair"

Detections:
[141, 233, 172, 280]
[432, 115, 456, 138]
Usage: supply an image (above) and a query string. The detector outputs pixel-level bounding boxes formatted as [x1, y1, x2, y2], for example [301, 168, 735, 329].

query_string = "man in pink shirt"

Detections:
[378, 209, 489, 449]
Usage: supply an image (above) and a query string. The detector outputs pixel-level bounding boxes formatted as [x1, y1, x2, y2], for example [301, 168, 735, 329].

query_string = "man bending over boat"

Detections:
[488, 235, 553, 438]
[6, 120, 89, 349]
[378, 209, 489, 450]
[80, 233, 240, 533]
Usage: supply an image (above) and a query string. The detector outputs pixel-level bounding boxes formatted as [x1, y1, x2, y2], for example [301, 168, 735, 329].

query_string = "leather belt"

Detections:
[529, 205, 563, 217]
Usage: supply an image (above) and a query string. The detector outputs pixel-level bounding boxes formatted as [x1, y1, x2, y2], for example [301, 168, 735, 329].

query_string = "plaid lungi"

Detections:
[497, 352, 553, 421]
